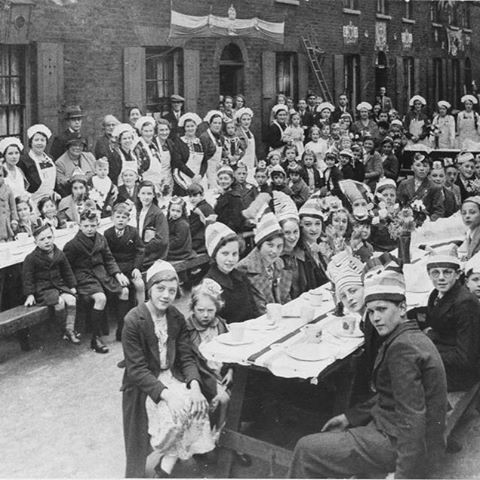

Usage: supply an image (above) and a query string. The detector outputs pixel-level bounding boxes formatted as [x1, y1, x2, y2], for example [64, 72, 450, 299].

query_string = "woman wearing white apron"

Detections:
[173, 112, 206, 195]
[430, 101, 456, 149]
[403, 95, 431, 147]
[110, 123, 138, 186]
[235, 107, 257, 184]
[265, 104, 289, 157]
[19, 124, 57, 207]
[457, 94, 480, 150]
[1, 137, 28, 199]
[200, 110, 224, 190]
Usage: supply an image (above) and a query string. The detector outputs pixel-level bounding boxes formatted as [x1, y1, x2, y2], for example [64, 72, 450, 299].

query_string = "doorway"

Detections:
[219, 43, 244, 97]
[375, 51, 388, 95]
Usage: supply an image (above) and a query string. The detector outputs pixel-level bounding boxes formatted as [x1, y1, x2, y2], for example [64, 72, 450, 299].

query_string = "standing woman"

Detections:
[431, 101, 456, 149]
[1, 137, 28, 199]
[235, 107, 256, 180]
[237, 212, 291, 315]
[204, 222, 258, 323]
[110, 123, 138, 185]
[121, 260, 214, 478]
[404, 95, 431, 147]
[18, 124, 57, 207]
[457, 94, 480, 149]
[234, 94, 246, 112]
[127, 106, 142, 129]
[265, 105, 289, 156]
[352, 102, 379, 140]
[200, 110, 224, 189]
[136, 180, 169, 268]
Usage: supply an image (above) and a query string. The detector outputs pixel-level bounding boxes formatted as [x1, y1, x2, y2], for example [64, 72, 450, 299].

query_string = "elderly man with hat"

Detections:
[49, 105, 89, 161]
[396, 152, 445, 220]
[289, 268, 448, 479]
[425, 254, 480, 391]
[55, 134, 96, 197]
[162, 94, 185, 137]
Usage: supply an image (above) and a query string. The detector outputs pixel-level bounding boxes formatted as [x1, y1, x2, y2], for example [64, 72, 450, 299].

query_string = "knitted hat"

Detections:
[205, 222, 237, 258]
[204, 110, 223, 124]
[356, 102, 372, 111]
[178, 112, 202, 128]
[270, 164, 286, 178]
[134, 116, 155, 132]
[339, 149, 354, 159]
[409, 95, 426, 106]
[426, 254, 461, 271]
[254, 212, 282, 245]
[461, 94, 478, 105]
[364, 269, 406, 304]
[0, 137, 23, 155]
[274, 191, 299, 223]
[465, 252, 480, 276]
[234, 107, 254, 122]
[327, 251, 364, 296]
[299, 197, 324, 219]
[27, 124, 52, 140]
[146, 260, 179, 291]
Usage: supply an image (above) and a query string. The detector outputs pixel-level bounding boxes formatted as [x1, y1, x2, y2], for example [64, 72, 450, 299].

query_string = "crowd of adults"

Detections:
[3, 87, 480, 479]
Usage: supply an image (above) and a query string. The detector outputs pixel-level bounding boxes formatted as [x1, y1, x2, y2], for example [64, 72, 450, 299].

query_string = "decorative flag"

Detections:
[169, 4, 284, 44]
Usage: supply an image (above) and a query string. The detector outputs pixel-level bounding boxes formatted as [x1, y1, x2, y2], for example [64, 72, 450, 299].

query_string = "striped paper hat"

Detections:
[327, 251, 365, 296]
[273, 191, 299, 223]
[364, 269, 406, 304]
[254, 212, 282, 246]
[205, 222, 237, 258]
[299, 197, 323, 219]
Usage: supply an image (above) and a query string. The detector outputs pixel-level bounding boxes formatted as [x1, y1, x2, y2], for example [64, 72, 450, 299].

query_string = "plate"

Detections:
[215, 333, 253, 346]
[326, 321, 364, 339]
[245, 321, 278, 331]
[285, 343, 332, 362]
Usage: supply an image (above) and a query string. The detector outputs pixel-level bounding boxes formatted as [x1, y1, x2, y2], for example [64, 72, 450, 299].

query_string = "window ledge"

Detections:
[448, 25, 460, 31]
[402, 18, 415, 24]
[274, 0, 300, 5]
[376, 13, 392, 20]
[431, 22, 443, 28]
[343, 8, 361, 16]
[463, 28, 472, 33]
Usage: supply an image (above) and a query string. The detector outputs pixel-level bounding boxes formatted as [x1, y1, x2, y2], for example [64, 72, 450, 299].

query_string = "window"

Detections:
[343, 0, 359, 10]
[403, 57, 414, 108]
[404, 0, 413, 20]
[377, 0, 388, 14]
[461, 2, 471, 28]
[344, 55, 361, 112]
[0, 45, 25, 139]
[447, 3, 459, 26]
[433, 58, 443, 102]
[465, 58, 472, 94]
[145, 47, 183, 114]
[276, 52, 298, 99]
[430, 1, 440, 23]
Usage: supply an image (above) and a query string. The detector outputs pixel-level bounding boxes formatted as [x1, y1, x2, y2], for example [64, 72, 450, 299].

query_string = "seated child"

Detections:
[116, 166, 139, 206]
[37, 196, 66, 230]
[338, 149, 355, 180]
[282, 111, 304, 159]
[459, 196, 480, 260]
[23, 223, 78, 343]
[288, 164, 310, 208]
[350, 216, 374, 263]
[88, 157, 117, 218]
[266, 151, 281, 175]
[214, 165, 245, 233]
[167, 196, 195, 261]
[104, 203, 146, 338]
[429, 163, 460, 217]
[305, 125, 329, 172]
[323, 152, 343, 196]
[300, 150, 323, 194]
[351, 144, 366, 182]
[280, 144, 299, 173]
[63, 207, 130, 353]
[254, 167, 272, 194]
[188, 182, 215, 254]
[15, 195, 37, 236]
[222, 119, 244, 169]
[0, 164, 18, 241]
[270, 164, 293, 196]
[232, 161, 258, 209]
[185, 279, 233, 437]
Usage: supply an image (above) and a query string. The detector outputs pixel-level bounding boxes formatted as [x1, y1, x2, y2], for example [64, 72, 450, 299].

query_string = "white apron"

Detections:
[173, 137, 205, 190]
[408, 118, 431, 147]
[30, 151, 56, 205]
[241, 129, 257, 184]
[268, 122, 286, 157]
[206, 130, 222, 189]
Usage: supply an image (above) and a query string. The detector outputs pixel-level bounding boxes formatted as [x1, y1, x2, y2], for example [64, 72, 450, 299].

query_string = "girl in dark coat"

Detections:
[136, 181, 169, 268]
[214, 165, 245, 233]
[166, 196, 195, 261]
[63, 208, 130, 353]
[121, 261, 213, 478]
[187, 182, 215, 253]
[23, 223, 78, 343]
[204, 222, 258, 323]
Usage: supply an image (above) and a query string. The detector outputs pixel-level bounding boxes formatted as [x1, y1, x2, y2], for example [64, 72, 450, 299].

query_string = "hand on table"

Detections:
[321, 413, 349, 432]
[24, 295, 36, 307]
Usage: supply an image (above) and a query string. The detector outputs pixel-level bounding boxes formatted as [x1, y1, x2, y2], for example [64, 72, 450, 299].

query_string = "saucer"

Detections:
[216, 333, 253, 346]
[285, 343, 332, 362]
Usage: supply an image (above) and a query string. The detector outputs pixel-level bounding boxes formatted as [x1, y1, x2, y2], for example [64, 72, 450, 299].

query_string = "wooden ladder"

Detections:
[301, 31, 333, 105]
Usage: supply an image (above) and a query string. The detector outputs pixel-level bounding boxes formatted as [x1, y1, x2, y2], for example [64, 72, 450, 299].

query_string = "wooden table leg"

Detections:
[217, 365, 249, 477]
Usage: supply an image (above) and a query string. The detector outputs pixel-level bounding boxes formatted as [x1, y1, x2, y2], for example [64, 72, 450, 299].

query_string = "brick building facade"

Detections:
[1, 0, 478, 152]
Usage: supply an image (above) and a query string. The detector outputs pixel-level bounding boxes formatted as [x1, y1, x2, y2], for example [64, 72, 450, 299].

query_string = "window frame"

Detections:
[404, 0, 413, 20]
[344, 54, 361, 113]
[275, 52, 298, 100]
[343, 0, 359, 11]
[403, 56, 415, 110]
[377, 0, 388, 15]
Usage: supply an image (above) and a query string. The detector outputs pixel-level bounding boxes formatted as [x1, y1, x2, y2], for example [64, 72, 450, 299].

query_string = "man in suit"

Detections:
[396, 153, 445, 220]
[297, 99, 314, 137]
[425, 254, 480, 392]
[162, 94, 184, 137]
[332, 93, 353, 122]
[306, 91, 317, 114]
[289, 269, 447, 479]
[376, 87, 394, 113]
[94, 114, 120, 161]
[49, 105, 88, 161]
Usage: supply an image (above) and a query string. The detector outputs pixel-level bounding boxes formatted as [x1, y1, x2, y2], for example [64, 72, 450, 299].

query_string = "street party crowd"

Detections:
[3, 89, 480, 478]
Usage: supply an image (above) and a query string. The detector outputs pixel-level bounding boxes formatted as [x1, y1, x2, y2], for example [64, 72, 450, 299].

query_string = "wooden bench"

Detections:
[170, 253, 210, 274]
[446, 382, 480, 441]
[0, 305, 52, 351]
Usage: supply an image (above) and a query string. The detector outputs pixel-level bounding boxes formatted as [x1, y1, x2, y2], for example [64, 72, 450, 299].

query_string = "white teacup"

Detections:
[341, 317, 357, 335]
[266, 303, 282, 326]
[16, 232, 29, 243]
[309, 291, 324, 307]
[302, 324, 323, 344]
[229, 324, 245, 342]
[300, 304, 315, 323]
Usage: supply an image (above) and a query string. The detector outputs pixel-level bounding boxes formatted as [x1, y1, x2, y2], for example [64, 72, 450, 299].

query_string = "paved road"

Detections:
[1, 295, 479, 478]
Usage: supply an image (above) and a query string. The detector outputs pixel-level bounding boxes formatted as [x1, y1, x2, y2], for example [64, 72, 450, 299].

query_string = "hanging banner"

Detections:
[446, 26, 464, 56]
[169, 5, 285, 44]
[375, 21, 387, 51]
[343, 21, 358, 45]
[401, 28, 413, 50]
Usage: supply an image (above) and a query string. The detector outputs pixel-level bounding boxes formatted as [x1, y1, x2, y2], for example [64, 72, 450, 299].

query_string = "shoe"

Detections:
[234, 451, 252, 467]
[63, 330, 80, 345]
[91, 336, 109, 354]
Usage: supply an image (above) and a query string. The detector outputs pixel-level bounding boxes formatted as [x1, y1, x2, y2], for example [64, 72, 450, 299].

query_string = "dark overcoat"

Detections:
[214, 188, 245, 233]
[22, 245, 77, 305]
[121, 303, 201, 478]
[63, 231, 122, 296]
[295, 238, 329, 292]
[137, 203, 169, 268]
[426, 281, 480, 391]
[167, 217, 195, 261]
[396, 177, 445, 220]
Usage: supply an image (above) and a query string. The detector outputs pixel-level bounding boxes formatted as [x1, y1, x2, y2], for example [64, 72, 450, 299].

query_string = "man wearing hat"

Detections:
[289, 269, 447, 479]
[162, 94, 185, 137]
[397, 153, 445, 220]
[50, 105, 88, 161]
[425, 254, 480, 391]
